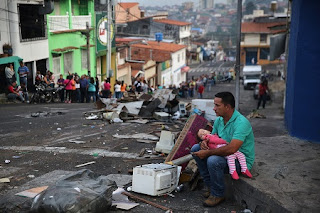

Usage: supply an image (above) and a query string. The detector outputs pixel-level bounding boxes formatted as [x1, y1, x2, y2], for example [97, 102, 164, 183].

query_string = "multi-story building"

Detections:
[240, 16, 286, 65]
[117, 17, 192, 47]
[199, 0, 215, 10]
[0, 0, 50, 91]
[115, 2, 141, 24]
[47, 0, 96, 79]
[130, 41, 187, 87]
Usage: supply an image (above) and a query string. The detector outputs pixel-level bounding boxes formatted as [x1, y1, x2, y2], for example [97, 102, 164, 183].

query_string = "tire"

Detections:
[30, 93, 39, 104]
[45, 93, 53, 103]
[52, 92, 60, 103]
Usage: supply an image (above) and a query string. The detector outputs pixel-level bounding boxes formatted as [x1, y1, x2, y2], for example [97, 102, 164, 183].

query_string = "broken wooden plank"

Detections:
[122, 191, 172, 211]
[165, 114, 208, 170]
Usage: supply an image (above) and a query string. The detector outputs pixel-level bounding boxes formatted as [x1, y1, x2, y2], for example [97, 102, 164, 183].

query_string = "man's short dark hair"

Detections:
[215, 92, 235, 108]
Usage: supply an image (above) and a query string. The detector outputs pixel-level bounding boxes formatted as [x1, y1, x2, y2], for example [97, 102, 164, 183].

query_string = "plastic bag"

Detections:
[30, 169, 117, 213]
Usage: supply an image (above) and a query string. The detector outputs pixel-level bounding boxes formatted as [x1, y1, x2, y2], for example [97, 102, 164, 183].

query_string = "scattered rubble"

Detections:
[247, 110, 267, 119]
[113, 133, 159, 141]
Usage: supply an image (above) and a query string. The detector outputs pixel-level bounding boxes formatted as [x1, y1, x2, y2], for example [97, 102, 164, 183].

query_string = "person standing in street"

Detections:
[79, 75, 88, 103]
[5, 63, 15, 85]
[101, 78, 111, 98]
[57, 74, 65, 102]
[18, 61, 29, 89]
[95, 77, 100, 100]
[64, 75, 74, 103]
[198, 83, 204, 99]
[87, 77, 96, 103]
[257, 79, 269, 109]
[192, 92, 255, 207]
[120, 81, 126, 98]
[114, 81, 121, 99]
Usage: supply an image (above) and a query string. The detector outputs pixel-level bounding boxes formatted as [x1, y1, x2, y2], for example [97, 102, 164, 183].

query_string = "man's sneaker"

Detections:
[26, 101, 30, 104]
[203, 195, 225, 207]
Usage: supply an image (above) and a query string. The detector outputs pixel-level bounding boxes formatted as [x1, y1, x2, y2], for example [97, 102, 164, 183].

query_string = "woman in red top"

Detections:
[257, 79, 269, 109]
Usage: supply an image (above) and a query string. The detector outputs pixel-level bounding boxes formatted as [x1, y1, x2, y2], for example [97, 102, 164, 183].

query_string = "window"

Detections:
[260, 34, 267, 43]
[241, 33, 244, 42]
[63, 52, 73, 74]
[18, 4, 46, 41]
[178, 54, 180, 62]
[81, 49, 88, 70]
[52, 55, 61, 76]
[260, 48, 269, 60]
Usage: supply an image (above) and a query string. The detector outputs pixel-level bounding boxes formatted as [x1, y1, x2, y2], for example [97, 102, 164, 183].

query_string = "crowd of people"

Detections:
[178, 73, 216, 99]
[5, 64, 235, 104]
[5, 61, 30, 103]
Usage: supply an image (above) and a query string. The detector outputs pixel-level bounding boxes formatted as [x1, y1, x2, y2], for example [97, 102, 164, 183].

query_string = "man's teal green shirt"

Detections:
[212, 110, 255, 170]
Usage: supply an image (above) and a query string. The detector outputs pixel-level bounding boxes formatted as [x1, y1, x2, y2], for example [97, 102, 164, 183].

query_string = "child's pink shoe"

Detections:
[231, 171, 239, 180]
[242, 169, 252, 178]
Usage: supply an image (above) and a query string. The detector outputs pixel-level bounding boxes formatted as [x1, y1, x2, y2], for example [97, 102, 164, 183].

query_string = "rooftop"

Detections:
[118, 2, 139, 9]
[153, 19, 191, 26]
[131, 41, 186, 53]
[242, 22, 287, 33]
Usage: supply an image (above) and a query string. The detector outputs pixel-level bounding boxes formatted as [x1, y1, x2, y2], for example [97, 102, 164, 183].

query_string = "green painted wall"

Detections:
[47, 0, 96, 78]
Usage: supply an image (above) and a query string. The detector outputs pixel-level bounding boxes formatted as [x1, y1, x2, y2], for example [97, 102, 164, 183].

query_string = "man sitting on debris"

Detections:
[191, 92, 255, 207]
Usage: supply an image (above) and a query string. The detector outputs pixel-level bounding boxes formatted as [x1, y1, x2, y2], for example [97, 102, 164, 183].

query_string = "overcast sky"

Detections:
[117, 0, 227, 7]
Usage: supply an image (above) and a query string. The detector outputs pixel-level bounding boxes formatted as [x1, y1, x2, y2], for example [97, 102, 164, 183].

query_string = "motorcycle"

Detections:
[51, 86, 64, 103]
[30, 83, 53, 104]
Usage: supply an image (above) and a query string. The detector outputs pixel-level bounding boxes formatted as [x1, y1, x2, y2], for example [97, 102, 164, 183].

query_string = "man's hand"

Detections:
[192, 150, 210, 159]
[200, 140, 209, 150]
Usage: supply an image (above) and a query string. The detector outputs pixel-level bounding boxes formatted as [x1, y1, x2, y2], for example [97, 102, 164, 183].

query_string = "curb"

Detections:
[226, 177, 291, 212]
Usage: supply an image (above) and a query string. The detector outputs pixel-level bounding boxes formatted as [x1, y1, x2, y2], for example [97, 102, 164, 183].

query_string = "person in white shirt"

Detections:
[114, 81, 121, 99]
[5, 63, 15, 85]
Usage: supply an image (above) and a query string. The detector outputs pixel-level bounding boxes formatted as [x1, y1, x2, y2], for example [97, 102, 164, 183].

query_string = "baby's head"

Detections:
[197, 129, 211, 140]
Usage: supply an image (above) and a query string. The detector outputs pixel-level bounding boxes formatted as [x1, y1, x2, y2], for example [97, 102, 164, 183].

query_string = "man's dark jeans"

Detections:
[80, 88, 87, 103]
[191, 144, 241, 197]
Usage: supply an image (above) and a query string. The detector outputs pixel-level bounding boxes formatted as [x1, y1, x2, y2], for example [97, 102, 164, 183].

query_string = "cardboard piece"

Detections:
[112, 188, 139, 210]
[0, 178, 10, 183]
[15, 186, 48, 198]
[155, 131, 175, 154]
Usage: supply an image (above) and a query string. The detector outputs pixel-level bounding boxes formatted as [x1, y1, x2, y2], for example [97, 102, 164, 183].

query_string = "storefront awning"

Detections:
[0, 56, 23, 65]
[51, 46, 79, 54]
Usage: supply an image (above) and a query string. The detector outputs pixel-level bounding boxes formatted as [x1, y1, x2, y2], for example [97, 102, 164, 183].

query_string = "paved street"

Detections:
[0, 82, 260, 212]
[188, 61, 235, 80]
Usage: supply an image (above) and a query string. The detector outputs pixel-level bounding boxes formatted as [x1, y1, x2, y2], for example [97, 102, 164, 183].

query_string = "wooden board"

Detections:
[165, 114, 208, 169]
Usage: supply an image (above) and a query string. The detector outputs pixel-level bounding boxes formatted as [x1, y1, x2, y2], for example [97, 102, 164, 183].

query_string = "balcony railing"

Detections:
[49, 13, 91, 32]
[72, 15, 91, 30]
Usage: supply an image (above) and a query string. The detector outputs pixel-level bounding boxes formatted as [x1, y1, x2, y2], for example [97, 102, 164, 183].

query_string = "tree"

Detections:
[244, 1, 256, 15]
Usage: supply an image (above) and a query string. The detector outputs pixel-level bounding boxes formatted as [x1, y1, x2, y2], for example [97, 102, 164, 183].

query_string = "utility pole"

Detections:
[106, 0, 113, 78]
[235, 0, 242, 110]
[86, 22, 91, 76]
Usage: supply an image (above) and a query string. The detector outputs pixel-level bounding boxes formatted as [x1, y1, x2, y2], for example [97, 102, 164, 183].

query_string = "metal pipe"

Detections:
[165, 154, 193, 165]
[235, 0, 243, 110]
[86, 22, 91, 76]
